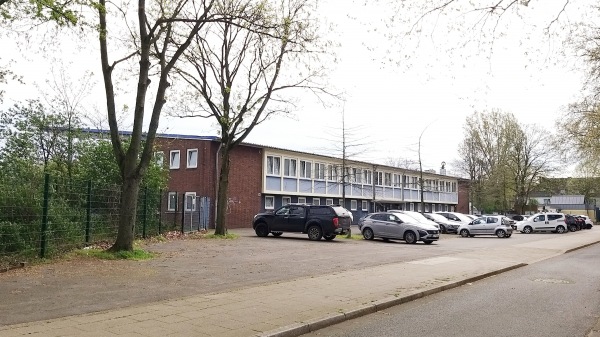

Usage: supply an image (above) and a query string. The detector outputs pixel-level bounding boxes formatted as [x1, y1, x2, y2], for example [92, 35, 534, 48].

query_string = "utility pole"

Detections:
[418, 123, 434, 213]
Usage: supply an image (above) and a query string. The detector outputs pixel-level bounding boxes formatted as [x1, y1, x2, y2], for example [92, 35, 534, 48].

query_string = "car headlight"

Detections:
[418, 230, 428, 236]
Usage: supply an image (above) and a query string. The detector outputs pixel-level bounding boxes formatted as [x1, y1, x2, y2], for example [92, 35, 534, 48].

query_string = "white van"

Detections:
[515, 213, 567, 234]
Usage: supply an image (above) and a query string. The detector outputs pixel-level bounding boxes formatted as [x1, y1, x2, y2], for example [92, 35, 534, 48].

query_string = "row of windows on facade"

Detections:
[266, 156, 457, 192]
[264, 195, 454, 212]
[155, 150, 199, 169]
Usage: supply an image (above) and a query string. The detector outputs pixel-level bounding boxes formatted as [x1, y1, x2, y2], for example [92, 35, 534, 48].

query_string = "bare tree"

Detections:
[97, 0, 227, 250]
[174, 0, 332, 235]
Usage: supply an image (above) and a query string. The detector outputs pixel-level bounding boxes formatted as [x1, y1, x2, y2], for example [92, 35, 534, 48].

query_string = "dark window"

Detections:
[535, 215, 545, 222]
[371, 214, 386, 221]
[548, 214, 562, 221]
[487, 217, 498, 223]
[275, 206, 290, 215]
[290, 206, 305, 216]
[308, 206, 333, 215]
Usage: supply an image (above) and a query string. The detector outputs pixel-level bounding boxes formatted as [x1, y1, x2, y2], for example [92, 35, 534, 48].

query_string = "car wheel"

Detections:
[423, 240, 433, 244]
[362, 228, 375, 240]
[272, 232, 283, 237]
[496, 229, 506, 238]
[522, 226, 533, 234]
[404, 231, 417, 244]
[569, 224, 577, 232]
[556, 225, 566, 234]
[506, 234, 512, 238]
[307, 225, 323, 241]
[324, 234, 336, 241]
[254, 223, 269, 237]
[460, 229, 470, 238]
[440, 225, 447, 234]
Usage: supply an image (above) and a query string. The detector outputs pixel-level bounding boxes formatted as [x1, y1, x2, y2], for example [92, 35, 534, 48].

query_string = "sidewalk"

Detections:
[2, 230, 600, 337]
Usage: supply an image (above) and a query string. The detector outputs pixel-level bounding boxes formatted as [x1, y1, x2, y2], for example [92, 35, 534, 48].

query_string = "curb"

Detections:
[259, 263, 528, 337]
[565, 240, 600, 254]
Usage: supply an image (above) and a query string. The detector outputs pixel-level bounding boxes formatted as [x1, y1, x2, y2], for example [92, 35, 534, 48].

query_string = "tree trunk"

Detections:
[109, 175, 141, 251]
[214, 145, 231, 236]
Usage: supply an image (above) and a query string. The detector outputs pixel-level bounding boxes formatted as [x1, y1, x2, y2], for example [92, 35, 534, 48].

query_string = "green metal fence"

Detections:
[0, 174, 164, 269]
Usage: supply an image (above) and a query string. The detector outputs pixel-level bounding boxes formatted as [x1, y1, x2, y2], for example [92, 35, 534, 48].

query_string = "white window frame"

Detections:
[267, 156, 281, 176]
[167, 192, 177, 211]
[375, 171, 383, 186]
[169, 150, 180, 169]
[298, 197, 306, 204]
[184, 192, 196, 211]
[354, 168, 362, 183]
[265, 196, 275, 209]
[350, 200, 357, 211]
[363, 169, 372, 185]
[384, 172, 392, 186]
[314, 162, 326, 180]
[313, 198, 321, 205]
[326, 198, 334, 205]
[282, 196, 291, 205]
[299, 160, 312, 179]
[393, 174, 401, 187]
[284, 158, 297, 177]
[155, 151, 164, 166]
[361, 200, 368, 211]
[187, 148, 198, 168]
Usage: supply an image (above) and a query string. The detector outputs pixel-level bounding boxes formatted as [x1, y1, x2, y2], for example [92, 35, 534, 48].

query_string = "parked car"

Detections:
[576, 215, 594, 229]
[457, 215, 513, 238]
[389, 210, 440, 230]
[515, 212, 567, 234]
[511, 214, 530, 222]
[252, 204, 352, 241]
[358, 212, 440, 244]
[434, 211, 472, 227]
[423, 212, 459, 234]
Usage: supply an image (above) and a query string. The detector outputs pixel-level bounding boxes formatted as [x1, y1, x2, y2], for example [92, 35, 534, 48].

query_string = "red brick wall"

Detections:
[457, 179, 470, 214]
[154, 138, 262, 229]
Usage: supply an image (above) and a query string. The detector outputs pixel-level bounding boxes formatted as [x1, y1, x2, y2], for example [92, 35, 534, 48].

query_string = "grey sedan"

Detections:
[358, 212, 440, 244]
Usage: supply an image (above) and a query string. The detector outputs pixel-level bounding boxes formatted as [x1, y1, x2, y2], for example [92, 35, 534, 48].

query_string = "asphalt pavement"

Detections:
[1, 228, 600, 337]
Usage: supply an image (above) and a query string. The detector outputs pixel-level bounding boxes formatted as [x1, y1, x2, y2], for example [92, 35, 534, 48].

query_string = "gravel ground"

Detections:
[0, 227, 463, 325]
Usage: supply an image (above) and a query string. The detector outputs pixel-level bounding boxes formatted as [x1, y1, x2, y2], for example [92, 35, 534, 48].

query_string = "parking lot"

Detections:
[0, 226, 595, 326]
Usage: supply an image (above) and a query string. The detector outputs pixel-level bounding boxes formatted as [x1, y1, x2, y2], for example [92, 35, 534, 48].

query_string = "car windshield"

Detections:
[454, 213, 473, 223]
[403, 211, 429, 223]
[426, 213, 448, 222]
[394, 213, 417, 223]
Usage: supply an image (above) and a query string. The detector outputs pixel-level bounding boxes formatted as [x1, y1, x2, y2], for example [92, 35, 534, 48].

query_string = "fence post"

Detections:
[158, 189, 162, 235]
[40, 173, 50, 259]
[85, 180, 92, 244]
[180, 193, 185, 234]
[142, 186, 148, 239]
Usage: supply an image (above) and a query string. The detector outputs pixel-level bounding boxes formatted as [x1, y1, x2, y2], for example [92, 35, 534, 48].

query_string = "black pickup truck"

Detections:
[252, 204, 352, 241]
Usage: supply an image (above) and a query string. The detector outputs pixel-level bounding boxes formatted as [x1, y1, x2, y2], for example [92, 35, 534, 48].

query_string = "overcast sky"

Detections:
[2, 0, 595, 176]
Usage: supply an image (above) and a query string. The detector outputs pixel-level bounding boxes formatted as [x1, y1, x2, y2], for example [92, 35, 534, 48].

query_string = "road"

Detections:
[302, 241, 600, 337]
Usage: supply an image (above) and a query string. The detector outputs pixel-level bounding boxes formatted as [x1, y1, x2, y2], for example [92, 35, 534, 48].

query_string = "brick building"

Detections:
[153, 133, 468, 230]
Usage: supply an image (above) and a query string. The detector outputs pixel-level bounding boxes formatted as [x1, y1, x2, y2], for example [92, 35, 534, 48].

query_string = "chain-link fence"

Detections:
[0, 174, 164, 269]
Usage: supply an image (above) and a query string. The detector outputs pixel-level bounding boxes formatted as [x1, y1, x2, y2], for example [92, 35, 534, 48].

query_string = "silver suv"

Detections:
[358, 212, 440, 244]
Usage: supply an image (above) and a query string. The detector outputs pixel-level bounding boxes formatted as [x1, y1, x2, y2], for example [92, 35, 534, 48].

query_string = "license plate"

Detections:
[431, 234, 439, 238]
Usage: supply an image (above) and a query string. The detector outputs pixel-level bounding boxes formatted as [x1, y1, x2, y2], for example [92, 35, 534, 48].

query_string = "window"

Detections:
[284, 158, 297, 177]
[548, 214, 563, 221]
[267, 156, 281, 175]
[410, 203, 414, 211]
[362, 200, 368, 211]
[155, 151, 164, 166]
[393, 174, 401, 187]
[544, 198, 551, 205]
[350, 200, 357, 210]
[451, 182, 457, 192]
[374, 171, 383, 186]
[282, 196, 291, 205]
[298, 197, 306, 204]
[275, 205, 290, 215]
[170, 150, 180, 169]
[187, 149, 198, 168]
[326, 198, 333, 205]
[411, 176, 418, 188]
[487, 217, 499, 223]
[402, 175, 408, 187]
[300, 160, 312, 178]
[354, 168, 362, 183]
[314, 163, 325, 180]
[184, 192, 196, 211]
[265, 196, 275, 209]
[384, 173, 392, 186]
[167, 192, 177, 211]
[363, 169, 372, 185]
[313, 198, 320, 205]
